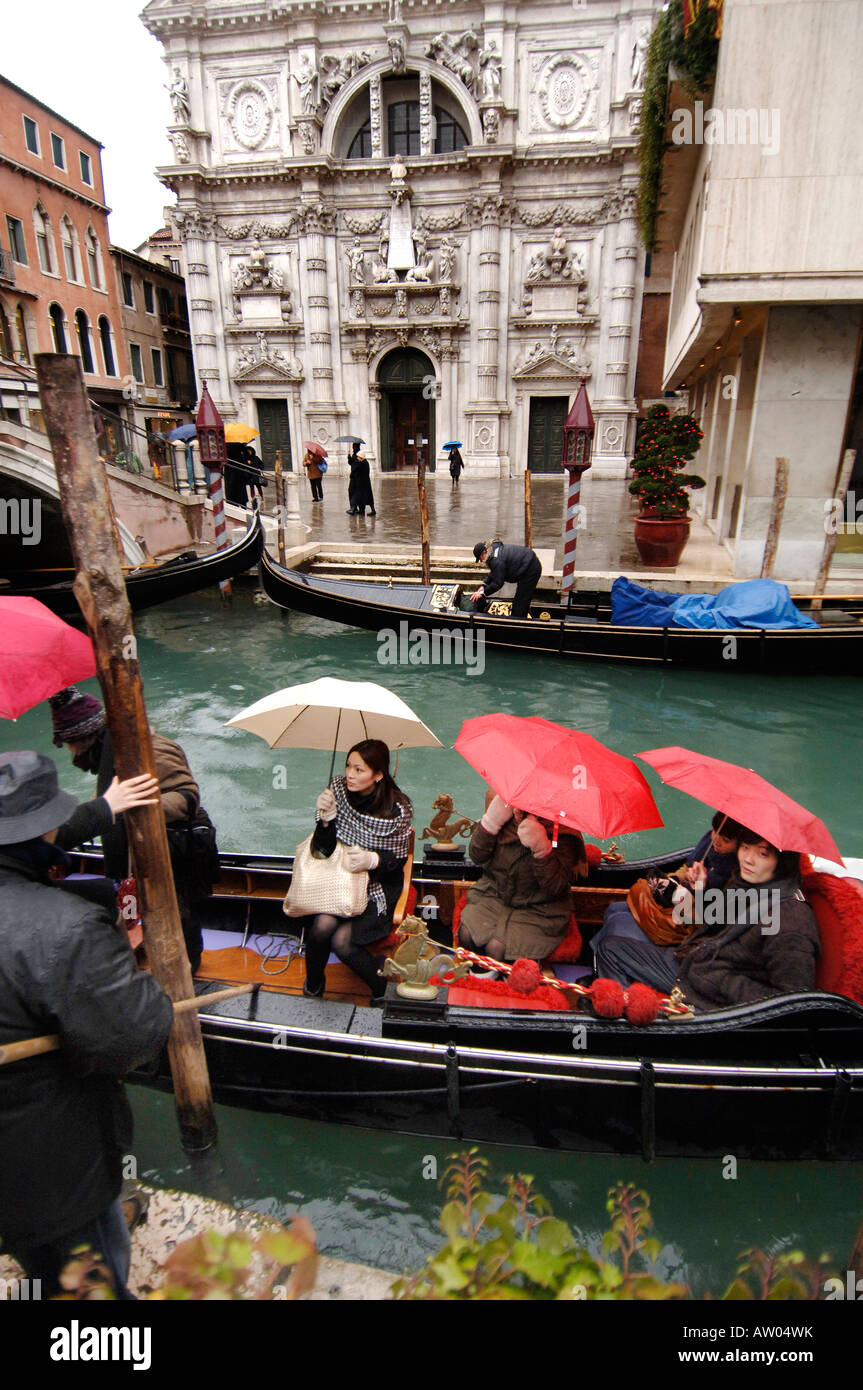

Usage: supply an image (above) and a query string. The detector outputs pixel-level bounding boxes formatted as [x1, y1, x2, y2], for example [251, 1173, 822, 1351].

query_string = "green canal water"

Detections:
[3, 586, 862, 1288]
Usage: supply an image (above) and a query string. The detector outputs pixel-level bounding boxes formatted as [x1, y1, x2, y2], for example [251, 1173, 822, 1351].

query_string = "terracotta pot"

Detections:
[633, 515, 691, 567]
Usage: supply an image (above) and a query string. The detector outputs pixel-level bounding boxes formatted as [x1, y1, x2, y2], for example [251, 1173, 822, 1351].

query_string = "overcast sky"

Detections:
[4, 0, 174, 250]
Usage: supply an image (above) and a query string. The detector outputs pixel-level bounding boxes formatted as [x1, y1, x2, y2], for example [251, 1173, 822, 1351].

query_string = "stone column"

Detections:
[178, 210, 223, 400]
[300, 202, 337, 412]
[369, 74, 384, 158]
[419, 72, 433, 157]
[593, 191, 640, 477]
[463, 192, 508, 475]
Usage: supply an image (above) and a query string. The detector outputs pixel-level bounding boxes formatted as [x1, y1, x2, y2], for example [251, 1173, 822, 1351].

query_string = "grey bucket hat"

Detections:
[0, 751, 78, 844]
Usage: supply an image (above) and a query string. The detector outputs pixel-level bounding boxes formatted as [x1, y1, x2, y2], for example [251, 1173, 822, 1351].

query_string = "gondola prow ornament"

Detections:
[196, 383, 232, 595]
[560, 381, 594, 605]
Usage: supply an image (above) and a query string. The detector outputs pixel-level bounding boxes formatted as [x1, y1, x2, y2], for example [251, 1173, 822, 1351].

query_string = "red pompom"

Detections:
[624, 983, 661, 1025]
[588, 978, 625, 1018]
[508, 958, 542, 994]
[584, 844, 602, 867]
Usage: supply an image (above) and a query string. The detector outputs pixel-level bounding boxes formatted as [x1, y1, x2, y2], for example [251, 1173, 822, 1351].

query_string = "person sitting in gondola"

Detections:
[458, 795, 587, 966]
[302, 740, 412, 1005]
[594, 829, 819, 1011]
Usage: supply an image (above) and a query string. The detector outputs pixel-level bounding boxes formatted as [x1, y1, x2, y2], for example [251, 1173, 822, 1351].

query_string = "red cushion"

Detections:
[801, 865, 863, 1005]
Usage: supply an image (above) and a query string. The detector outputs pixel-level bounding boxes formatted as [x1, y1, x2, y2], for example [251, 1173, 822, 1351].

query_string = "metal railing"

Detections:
[0, 249, 15, 285]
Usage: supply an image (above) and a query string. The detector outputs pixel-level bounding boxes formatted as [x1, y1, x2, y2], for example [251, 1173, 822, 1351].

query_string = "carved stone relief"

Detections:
[220, 77, 279, 152]
[529, 50, 599, 134]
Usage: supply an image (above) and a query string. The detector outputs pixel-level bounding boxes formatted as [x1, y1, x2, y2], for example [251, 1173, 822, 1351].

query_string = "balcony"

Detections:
[0, 249, 16, 285]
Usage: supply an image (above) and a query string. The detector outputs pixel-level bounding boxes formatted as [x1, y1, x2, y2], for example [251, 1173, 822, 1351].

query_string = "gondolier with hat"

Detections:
[470, 539, 542, 619]
[0, 749, 173, 1298]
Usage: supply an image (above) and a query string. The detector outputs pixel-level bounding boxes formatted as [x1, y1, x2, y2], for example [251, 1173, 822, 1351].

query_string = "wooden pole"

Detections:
[35, 352, 219, 1155]
[524, 469, 533, 549]
[760, 457, 789, 578]
[811, 448, 856, 609]
[273, 448, 287, 567]
[417, 455, 430, 586]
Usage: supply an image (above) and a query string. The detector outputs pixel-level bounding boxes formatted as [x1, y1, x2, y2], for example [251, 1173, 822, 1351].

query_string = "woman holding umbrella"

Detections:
[445, 442, 464, 486]
[303, 444, 326, 502]
[303, 740, 412, 1003]
[347, 446, 375, 516]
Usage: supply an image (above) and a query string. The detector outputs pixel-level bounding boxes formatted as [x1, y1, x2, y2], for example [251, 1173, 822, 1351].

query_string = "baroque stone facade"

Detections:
[143, 0, 659, 478]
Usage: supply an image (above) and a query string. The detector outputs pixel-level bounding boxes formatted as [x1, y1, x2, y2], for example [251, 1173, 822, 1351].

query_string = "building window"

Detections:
[75, 309, 95, 373]
[33, 204, 55, 274]
[16, 304, 31, 362]
[23, 115, 40, 156]
[129, 343, 143, 383]
[121, 271, 135, 308]
[169, 258, 181, 275]
[159, 286, 174, 321]
[85, 227, 103, 289]
[98, 316, 116, 376]
[151, 347, 164, 387]
[388, 101, 421, 157]
[79, 151, 93, 185]
[49, 302, 67, 353]
[50, 133, 66, 169]
[143, 279, 155, 313]
[60, 217, 82, 281]
[0, 304, 12, 359]
[6, 217, 28, 265]
[434, 106, 468, 154]
[348, 121, 372, 158]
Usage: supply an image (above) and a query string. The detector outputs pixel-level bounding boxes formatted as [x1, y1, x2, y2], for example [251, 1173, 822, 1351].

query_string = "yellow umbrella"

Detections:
[224, 422, 259, 444]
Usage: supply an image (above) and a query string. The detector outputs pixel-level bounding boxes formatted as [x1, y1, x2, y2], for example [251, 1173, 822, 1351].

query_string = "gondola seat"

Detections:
[450, 888, 583, 965]
[802, 862, 863, 1005]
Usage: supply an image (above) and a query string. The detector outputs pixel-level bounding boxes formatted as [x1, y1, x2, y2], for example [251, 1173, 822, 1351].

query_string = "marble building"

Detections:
[142, 0, 659, 478]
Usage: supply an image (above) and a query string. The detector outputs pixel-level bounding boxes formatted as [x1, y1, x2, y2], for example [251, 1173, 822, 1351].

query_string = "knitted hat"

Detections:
[473, 541, 488, 562]
[49, 686, 106, 747]
[0, 751, 78, 844]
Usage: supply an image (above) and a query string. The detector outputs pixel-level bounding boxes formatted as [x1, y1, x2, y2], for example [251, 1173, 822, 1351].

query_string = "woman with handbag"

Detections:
[297, 740, 412, 1004]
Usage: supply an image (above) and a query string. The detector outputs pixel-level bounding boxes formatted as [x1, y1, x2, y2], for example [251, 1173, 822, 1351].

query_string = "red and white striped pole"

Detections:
[196, 383, 232, 597]
[559, 381, 594, 607]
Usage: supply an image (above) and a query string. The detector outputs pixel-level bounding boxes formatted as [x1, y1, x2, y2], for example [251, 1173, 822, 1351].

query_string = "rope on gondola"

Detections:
[204, 1077, 534, 1102]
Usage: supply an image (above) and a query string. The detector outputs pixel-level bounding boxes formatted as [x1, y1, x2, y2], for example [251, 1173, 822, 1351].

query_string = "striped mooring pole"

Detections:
[559, 381, 594, 607]
[196, 382, 232, 597]
[560, 467, 584, 605]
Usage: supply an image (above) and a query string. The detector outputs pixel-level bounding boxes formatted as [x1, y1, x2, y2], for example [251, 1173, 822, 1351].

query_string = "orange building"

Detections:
[0, 74, 131, 447]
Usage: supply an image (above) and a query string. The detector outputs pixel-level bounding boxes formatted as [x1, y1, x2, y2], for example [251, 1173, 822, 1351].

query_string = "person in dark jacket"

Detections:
[347, 449, 376, 515]
[448, 446, 465, 485]
[49, 686, 210, 972]
[594, 830, 820, 1012]
[0, 750, 173, 1298]
[470, 539, 542, 618]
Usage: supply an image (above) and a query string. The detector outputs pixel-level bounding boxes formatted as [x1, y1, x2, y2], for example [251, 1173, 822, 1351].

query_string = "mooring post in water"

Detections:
[273, 448, 287, 567]
[811, 449, 856, 610]
[417, 455, 431, 586]
[760, 457, 789, 579]
[524, 468, 533, 549]
[35, 352, 219, 1156]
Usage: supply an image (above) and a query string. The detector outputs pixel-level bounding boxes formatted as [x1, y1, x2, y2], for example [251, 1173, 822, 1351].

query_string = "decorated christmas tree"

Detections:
[628, 405, 705, 518]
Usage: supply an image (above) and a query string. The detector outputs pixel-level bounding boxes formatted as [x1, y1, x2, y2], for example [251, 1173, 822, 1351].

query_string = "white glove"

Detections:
[344, 845, 379, 873]
[517, 815, 552, 858]
[480, 795, 513, 835]
[316, 787, 337, 822]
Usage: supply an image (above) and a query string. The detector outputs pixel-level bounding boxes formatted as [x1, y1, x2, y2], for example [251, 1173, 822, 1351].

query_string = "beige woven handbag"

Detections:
[283, 835, 369, 918]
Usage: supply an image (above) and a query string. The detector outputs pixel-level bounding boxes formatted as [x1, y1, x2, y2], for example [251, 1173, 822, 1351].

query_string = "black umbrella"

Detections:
[335, 434, 365, 444]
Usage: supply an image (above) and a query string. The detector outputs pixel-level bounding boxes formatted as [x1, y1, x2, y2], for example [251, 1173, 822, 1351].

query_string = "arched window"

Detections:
[0, 302, 12, 360]
[49, 302, 67, 353]
[60, 216, 82, 282]
[75, 309, 95, 373]
[388, 100, 421, 157]
[348, 121, 372, 158]
[434, 106, 468, 153]
[98, 315, 116, 376]
[16, 304, 31, 362]
[85, 226, 103, 289]
[33, 203, 55, 274]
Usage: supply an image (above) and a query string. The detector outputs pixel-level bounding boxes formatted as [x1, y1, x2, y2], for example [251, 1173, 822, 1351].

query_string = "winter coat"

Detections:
[0, 853, 173, 1247]
[460, 821, 585, 959]
[303, 452, 324, 480]
[448, 448, 464, 479]
[348, 457, 375, 511]
[480, 542, 540, 599]
[673, 872, 819, 1012]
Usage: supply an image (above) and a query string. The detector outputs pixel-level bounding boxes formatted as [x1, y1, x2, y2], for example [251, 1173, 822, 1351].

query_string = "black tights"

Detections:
[304, 913, 385, 998]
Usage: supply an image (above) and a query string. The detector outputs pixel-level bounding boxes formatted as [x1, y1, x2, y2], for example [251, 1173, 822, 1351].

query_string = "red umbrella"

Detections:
[454, 714, 664, 838]
[302, 441, 328, 458]
[0, 598, 97, 720]
[636, 746, 843, 863]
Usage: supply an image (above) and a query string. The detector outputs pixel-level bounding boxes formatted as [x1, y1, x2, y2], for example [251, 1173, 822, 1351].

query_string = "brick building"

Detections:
[110, 244, 196, 441]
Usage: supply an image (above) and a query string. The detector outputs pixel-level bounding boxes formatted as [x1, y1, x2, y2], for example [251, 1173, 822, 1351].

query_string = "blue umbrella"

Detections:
[168, 423, 197, 442]
[442, 441, 463, 450]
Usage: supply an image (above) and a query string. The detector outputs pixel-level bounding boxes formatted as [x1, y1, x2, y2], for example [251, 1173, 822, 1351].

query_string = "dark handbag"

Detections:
[166, 795, 220, 902]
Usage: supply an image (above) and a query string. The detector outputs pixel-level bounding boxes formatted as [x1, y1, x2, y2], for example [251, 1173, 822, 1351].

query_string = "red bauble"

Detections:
[509, 958, 542, 994]
[624, 983, 662, 1025]
[585, 843, 603, 867]
[589, 977, 625, 1018]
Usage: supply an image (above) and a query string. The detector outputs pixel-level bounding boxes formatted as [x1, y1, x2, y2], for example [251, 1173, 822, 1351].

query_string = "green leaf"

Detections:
[431, 1255, 472, 1294]
[439, 1201, 466, 1241]
[722, 1278, 755, 1300]
[535, 1219, 575, 1255]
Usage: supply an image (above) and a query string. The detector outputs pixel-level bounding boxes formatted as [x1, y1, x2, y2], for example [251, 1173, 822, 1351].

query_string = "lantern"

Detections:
[561, 381, 594, 475]
[196, 382, 227, 471]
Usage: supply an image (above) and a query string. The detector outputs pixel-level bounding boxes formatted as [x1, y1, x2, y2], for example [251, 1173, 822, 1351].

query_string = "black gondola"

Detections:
[1, 512, 264, 619]
[258, 546, 863, 673]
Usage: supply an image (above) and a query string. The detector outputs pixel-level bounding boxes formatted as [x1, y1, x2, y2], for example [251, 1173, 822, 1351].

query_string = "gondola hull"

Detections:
[259, 547, 863, 673]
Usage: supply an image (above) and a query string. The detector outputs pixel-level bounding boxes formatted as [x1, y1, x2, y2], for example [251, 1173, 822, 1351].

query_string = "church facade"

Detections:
[142, 0, 658, 479]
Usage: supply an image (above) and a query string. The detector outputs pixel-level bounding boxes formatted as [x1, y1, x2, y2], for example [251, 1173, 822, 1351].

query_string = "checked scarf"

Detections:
[321, 776, 413, 916]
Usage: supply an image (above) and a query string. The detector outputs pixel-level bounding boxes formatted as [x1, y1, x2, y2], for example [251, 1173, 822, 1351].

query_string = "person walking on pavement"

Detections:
[0, 750, 173, 1299]
[448, 446, 465, 486]
[347, 449, 376, 516]
[303, 447, 325, 502]
[470, 539, 542, 619]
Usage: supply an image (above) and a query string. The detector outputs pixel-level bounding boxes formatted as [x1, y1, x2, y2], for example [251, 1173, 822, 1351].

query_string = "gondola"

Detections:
[1, 512, 264, 620]
[68, 841, 863, 1161]
[259, 546, 863, 673]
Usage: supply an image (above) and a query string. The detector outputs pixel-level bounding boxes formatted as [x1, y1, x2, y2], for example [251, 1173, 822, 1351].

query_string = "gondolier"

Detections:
[471, 539, 542, 618]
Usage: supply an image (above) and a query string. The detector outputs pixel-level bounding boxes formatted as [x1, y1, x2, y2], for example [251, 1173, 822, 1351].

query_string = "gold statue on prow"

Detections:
[382, 916, 469, 999]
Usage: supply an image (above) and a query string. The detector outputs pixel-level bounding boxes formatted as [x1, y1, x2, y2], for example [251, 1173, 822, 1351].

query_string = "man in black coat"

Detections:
[0, 751, 173, 1297]
[470, 539, 542, 618]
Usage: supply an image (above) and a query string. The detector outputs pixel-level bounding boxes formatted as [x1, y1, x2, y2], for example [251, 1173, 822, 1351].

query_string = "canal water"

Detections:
[4, 586, 862, 1289]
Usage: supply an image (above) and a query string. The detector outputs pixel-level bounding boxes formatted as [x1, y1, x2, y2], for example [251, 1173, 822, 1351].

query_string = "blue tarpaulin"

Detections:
[610, 577, 819, 630]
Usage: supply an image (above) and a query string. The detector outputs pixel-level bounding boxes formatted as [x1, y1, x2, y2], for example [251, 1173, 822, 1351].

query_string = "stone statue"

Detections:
[631, 26, 650, 91]
[406, 253, 434, 283]
[525, 251, 546, 284]
[171, 131, 190, 163]
[257, 330, 270, 359]
[426, 32, 480, 94]
[387, 34, 406, 74]
[237, 343, 256, 372]
[439, 237, 457, 281]
[483, 107, 500, 143]
[548, 226, 569, 274]
[346, 236, 366, 285]
[372, 255, 398, 284]
[167, 68, 191, 125]
[389, 0, 402, 20]
[293, 54, 319, 115]
[412, 226, 429, 261]
[479, 41, 502, 101]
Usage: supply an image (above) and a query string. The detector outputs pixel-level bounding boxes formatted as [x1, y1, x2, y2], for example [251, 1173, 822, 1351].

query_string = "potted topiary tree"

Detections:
[628, 404, 705, 566]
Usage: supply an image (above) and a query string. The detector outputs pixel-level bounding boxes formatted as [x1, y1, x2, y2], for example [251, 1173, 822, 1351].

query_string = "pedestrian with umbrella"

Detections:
[444, 441, 464, 486]
[347, 449, 375, 516]
[302, 441, 327, 502]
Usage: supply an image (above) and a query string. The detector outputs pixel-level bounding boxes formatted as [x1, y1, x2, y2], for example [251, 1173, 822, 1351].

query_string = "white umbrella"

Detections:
[225, 676, 443, 776]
